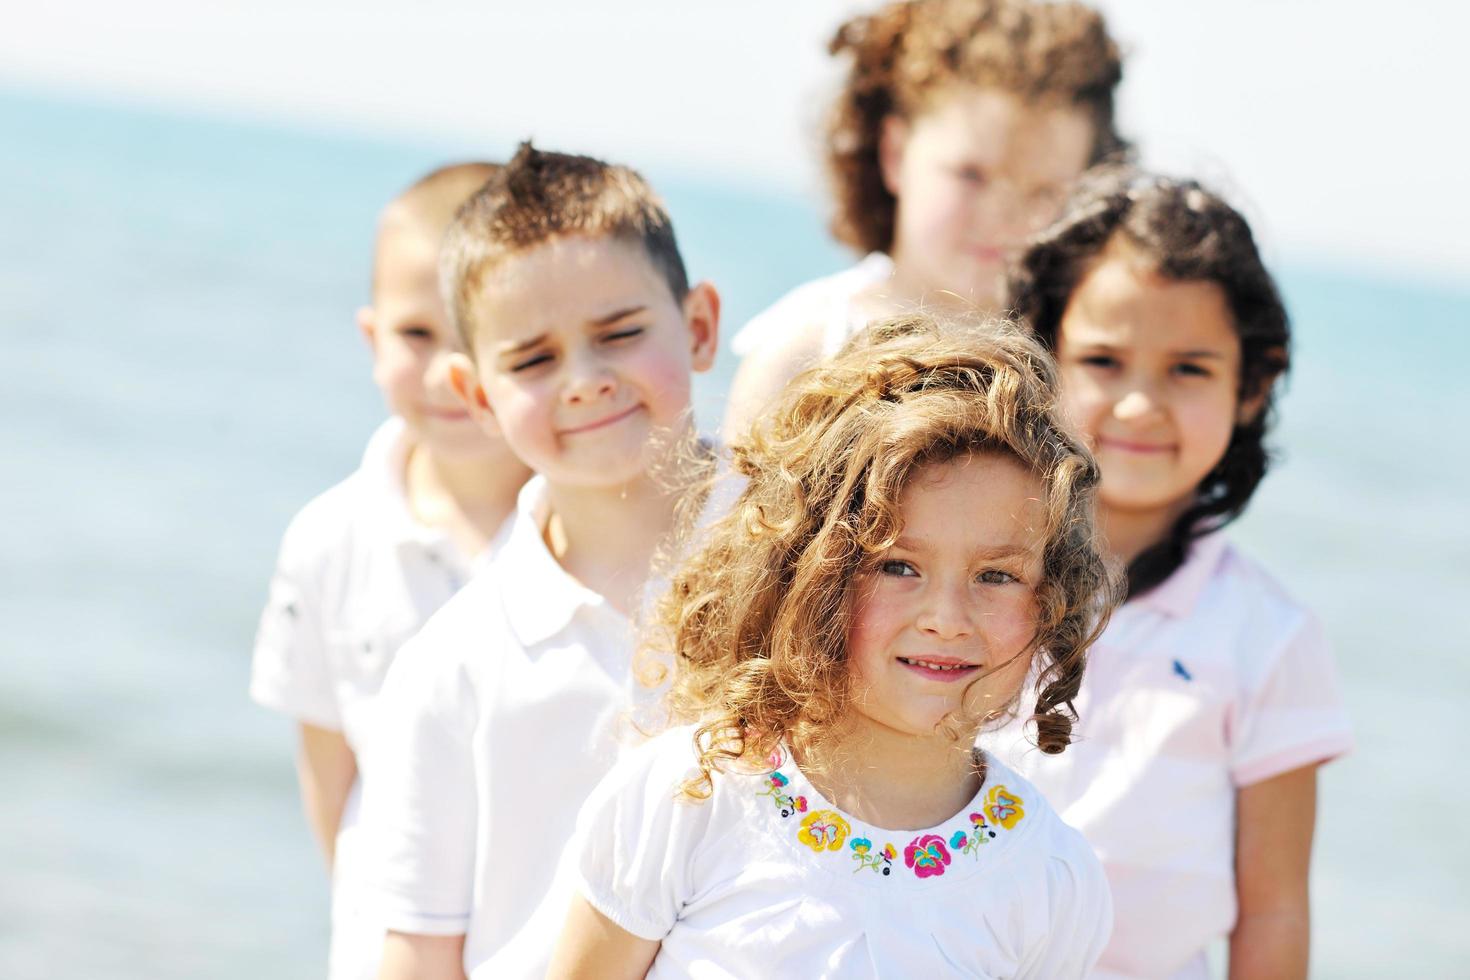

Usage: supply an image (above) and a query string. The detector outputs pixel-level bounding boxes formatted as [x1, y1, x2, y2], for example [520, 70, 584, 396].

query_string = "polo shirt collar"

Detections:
[1133, 530, 1229, 619]
[363, 416, 480, 571]
[497, 475, 614, 647]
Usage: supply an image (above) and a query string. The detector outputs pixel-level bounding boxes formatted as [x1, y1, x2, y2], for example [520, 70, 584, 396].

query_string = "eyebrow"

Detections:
[591, 305, 647, 327]
[1071, 341, 1229, 360]
[492, 305, 649, 357]
[892, 537, 1032, 560]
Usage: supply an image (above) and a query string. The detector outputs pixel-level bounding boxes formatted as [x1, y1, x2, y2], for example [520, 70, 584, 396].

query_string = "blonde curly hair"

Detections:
[826, 0, 1126, 256]
[652, 314, 1117, 798]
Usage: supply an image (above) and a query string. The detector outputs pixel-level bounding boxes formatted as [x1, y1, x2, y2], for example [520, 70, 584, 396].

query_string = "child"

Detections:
[250, 162, 531, 980]
[550, 316, 1118, 979]
[723, 0, 1125, 439]
[991, 169, 1355, 978]
[360, 142, 720, 980]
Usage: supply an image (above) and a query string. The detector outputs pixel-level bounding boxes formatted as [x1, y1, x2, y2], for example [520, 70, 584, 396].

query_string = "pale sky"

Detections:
[6, 0, 1465, 284]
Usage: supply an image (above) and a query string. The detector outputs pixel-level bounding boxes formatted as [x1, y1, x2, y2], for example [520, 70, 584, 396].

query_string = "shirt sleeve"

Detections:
[360, 632, 480, 936]
[1229, 612, 1355, 786]
[1019, 826, 1113, 979]
[573, 733, 711, 942]
[249, 515, 340, 730]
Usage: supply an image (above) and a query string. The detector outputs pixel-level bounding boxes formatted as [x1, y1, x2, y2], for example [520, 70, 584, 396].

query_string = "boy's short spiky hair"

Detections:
[441, 141, 690, 349]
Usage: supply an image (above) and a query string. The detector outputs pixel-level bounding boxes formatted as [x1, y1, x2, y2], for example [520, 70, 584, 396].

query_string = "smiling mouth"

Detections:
[1098, 436, 1174, 454]
[559, 405, 641, 436]
[897, 656, 982, 681]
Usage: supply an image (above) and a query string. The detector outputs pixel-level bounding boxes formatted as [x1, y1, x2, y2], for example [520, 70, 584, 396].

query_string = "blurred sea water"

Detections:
[2, 88, 1467, 977]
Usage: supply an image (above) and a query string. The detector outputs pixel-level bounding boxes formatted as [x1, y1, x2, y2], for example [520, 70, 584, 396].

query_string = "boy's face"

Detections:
[882, 86, 1096, 309]
[360, 218, 508, 461]
[454, 235, 718, 489]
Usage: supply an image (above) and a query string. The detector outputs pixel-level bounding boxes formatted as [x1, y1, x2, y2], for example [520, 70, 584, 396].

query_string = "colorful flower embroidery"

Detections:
[757, 773, 807, 818]
[849, 836, 897, 875]
[904, 834, 952, 878]
[760, 769, 1024, 882]
[798, 810, 851, 852]
[984, 785, 1024, 829]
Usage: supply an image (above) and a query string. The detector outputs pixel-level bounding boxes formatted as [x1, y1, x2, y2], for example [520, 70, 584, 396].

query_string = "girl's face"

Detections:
[846, 453, 1045, 739]
[1055, 238, 1243, 526]
[881, 86, 1095, 309]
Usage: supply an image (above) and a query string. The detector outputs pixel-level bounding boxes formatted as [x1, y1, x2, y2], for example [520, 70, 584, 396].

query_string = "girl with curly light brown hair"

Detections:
[723, 0, 1126, 442]
[549, 315, 1119, 980]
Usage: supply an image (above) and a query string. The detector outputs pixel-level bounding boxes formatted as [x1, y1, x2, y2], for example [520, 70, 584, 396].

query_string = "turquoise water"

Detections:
[2, 87, 1466, 977]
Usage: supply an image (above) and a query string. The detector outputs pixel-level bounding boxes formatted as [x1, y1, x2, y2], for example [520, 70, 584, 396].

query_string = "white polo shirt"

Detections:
[251, 416, 497, 980]
[729, 252, 895, 359]
[361, 474, 646, 979]
[985, 533, 1354, 980]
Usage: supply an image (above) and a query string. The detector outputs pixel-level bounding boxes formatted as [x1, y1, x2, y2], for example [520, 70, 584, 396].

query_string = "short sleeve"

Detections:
[1229, 613, 1354, 786]
[1018, 828, 1113, 979]
[360, 632, 480, 936]
[249, 518, 340, 729]
[573, 733, 712, 942]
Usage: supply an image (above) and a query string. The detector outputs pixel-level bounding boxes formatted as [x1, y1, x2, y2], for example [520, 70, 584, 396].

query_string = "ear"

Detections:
[878, 115, 911, 197]
[1237, 352, 1285, 426]
[682, 282, 721, 374]
[356, 306, 378, 350]
[447, 352, 502, 436]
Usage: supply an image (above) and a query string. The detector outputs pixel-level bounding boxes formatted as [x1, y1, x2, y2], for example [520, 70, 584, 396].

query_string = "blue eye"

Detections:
[978, 569, 1018, 585]
[879, 559, 917, 577]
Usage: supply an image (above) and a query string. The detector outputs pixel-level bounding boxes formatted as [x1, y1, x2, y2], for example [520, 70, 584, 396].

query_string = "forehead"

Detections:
[911, 86, 1096, 186]
[372, 221, 443, 307]
[1060, 240, 1239, 356]
[469, 235, 673, 345]
[899, 453, 1046, 544]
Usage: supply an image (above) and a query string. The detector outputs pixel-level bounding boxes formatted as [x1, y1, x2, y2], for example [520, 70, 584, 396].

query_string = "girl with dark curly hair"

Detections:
[991, 168, 1355, 979]
[722, 0, 1125, 441]
[549, 315, 1119, 979]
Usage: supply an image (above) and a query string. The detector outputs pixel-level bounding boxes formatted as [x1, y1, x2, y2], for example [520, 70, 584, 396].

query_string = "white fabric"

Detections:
[250, 416, 502, 980]
[984, 533, 1354, 980]
[360, 475, 648, 980]
[576, 726, 1112, 979]
[729, 252, 895, 359]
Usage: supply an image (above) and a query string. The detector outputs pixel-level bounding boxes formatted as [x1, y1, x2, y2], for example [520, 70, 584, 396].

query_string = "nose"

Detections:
[915, 580, 976, 641]
[1113, 385, 1163, 423]
[561, 349, 617, 405]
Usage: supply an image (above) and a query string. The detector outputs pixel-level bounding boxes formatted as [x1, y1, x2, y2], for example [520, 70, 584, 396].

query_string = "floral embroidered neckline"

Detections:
[754, 756, 1026, 881]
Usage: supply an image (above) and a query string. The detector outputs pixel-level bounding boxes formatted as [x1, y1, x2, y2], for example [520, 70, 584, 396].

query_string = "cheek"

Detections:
[629, 349, 693, 417]
[1180, 391, 1239, 463]
[1057, 375, 1105, 436]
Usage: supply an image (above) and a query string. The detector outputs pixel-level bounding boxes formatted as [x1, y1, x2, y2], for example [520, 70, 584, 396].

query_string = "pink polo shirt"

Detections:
[985, 533, 1354, 979]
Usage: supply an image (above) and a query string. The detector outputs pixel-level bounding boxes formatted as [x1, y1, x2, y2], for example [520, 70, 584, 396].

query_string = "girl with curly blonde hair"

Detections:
[549, 315, 1119, 979]
[724, 0, 1126, 441]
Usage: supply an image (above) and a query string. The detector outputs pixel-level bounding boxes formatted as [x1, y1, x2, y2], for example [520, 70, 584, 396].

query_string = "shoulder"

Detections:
[730, 263, 859, 358]
[1194, 539, 1325, 667]
[985, 755, 1109, 900]
[272, 423, 405, 577]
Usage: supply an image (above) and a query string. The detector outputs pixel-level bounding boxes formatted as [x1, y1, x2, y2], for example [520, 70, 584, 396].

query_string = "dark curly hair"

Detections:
[650, 314, 1117, 799]
[826, 0, 1126, 257]
[1008, 168, 1291, 596]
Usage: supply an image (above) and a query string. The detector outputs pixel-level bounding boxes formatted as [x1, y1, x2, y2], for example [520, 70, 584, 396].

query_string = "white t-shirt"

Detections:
[729, 252, 895, 359]
[575, 726, 1113, 979]
[251, 416, 497, 980]
[984, 534, 1354, 980]
[361, 474, 646, 979]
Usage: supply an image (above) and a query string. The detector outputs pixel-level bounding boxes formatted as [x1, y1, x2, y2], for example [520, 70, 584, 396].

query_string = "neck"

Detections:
[796, 714, 984, 831]
[542, 469, 690, 614]
[881, 253, 1000, 316]
[1097, 499, 1191, 568]
[405, 445, 530, 558]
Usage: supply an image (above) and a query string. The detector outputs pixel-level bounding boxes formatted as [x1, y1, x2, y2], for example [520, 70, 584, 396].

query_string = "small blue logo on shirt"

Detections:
[1172, 659, 1193, 682]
